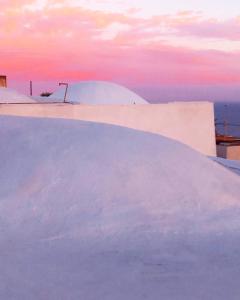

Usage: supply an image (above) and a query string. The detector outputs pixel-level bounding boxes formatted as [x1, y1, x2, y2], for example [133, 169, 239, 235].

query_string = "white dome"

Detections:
[49, 81, 148, 104]
[0, 87, 34, 103]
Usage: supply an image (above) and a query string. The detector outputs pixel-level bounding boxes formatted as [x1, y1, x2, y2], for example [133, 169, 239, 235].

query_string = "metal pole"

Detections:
[59, 82, 68, 103]
[30, 81, 32, 96]
[224, 104, 228, 136]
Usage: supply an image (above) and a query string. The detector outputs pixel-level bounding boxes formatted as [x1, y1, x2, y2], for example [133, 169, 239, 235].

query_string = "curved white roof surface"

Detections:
[49, 81, 148, 104]
[0, 87, 34, 103]
[1, 116, 240, 299]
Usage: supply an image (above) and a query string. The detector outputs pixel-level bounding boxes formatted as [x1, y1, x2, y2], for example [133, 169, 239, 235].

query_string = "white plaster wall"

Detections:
[0, 102, 216, 156]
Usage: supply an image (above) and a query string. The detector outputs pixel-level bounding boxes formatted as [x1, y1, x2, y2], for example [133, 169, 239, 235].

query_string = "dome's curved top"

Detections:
[49, 81, 148, 104]
[0, 87, 34, 103]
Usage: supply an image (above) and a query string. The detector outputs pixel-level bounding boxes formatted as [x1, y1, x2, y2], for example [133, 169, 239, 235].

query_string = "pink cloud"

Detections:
[174, 17, 240, 41]
[1, 3, 240, 100]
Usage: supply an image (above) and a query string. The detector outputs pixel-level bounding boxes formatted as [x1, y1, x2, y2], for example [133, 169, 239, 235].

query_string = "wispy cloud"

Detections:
[1, 1, 240, 99]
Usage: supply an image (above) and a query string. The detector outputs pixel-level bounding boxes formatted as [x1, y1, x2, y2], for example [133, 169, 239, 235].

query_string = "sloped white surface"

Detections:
[1, 116, 240, 299]
[31, 95, 61, 103]
[211, 156, 240, 176]
[49, 81, 148, 104]
[0, 87, 34, 103]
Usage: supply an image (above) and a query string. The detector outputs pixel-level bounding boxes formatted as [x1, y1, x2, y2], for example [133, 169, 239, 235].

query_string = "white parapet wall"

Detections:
[0, 101, 216, 156]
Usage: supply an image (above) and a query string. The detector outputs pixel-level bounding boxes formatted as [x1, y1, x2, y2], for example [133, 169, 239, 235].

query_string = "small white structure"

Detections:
[49, 81, 148, 104]
[0, 87, 34, 104]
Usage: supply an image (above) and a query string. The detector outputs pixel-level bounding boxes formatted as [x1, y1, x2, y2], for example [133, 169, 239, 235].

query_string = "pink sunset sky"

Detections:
[1, 0, 240, 102]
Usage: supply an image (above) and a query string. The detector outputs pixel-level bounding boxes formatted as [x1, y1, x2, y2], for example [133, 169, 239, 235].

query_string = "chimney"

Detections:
[0, 75, 7, 88]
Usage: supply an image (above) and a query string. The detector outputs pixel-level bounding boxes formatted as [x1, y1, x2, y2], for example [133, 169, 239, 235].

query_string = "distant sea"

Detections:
[215, 102, 240, 137]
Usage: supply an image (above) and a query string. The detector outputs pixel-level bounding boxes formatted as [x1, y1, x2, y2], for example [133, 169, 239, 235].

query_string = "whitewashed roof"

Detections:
[0, 87, 34, 103]
[49, 81, 148, 104]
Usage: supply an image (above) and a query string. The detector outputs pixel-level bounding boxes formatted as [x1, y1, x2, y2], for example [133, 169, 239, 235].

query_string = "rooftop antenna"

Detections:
[59, 82, 68, 103]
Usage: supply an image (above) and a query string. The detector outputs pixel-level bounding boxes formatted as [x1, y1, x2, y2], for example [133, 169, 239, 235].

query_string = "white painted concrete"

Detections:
[0, 87, 34, 103]
[49, 81, 148, 104]
[0, 101, 216, 156]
